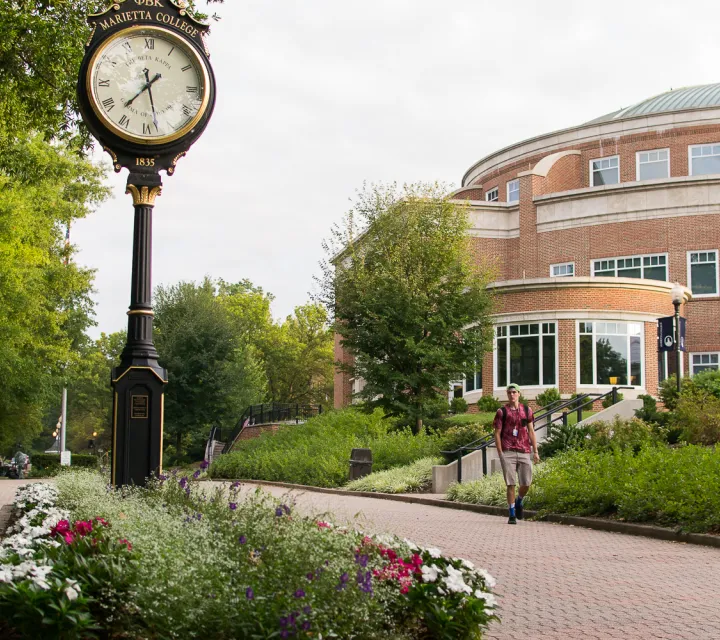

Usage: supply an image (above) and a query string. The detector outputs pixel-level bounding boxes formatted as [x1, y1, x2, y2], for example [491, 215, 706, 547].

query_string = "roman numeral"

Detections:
[145, 38, 154, 50]
[142, 122, 152, 135]
[181, 64, 192, 72]
[119, 115, 130, 128]
[101, 97, 115, 112]
[99, 79, 110, 87]
[186, 86, 198, 95]
[182, 104, 193, 117]
[167, 46, 175, 56]
[123, 42, 132, 53]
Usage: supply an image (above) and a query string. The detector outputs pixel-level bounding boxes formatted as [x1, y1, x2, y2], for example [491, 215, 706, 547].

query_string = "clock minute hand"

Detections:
[124, 72, 162, 108]
[144, 69, 160, 130]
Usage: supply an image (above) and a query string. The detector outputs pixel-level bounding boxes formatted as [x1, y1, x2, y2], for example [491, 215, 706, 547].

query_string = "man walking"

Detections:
[493, 383, 540, 524]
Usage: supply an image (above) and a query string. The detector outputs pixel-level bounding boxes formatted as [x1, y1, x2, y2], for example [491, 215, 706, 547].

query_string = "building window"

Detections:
[485, 187, 498, 202]
[590, 156, 619, 186]
[495, 323, 556, 388]
[592, 253, 667, 280]
[464, 364, 482, 393]
[578, 321, 643, 387]
[691, 353, 720, 375]
[507, 179, 520, 202]
[687, 250, 719, 296]
[689, 144, 720, 176]
[550, 262, 574, 277]
[636, 149, 669, 181]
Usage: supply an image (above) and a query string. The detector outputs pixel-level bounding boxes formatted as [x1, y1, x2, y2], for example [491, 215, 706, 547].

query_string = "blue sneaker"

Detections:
[515, 498, 524, 520]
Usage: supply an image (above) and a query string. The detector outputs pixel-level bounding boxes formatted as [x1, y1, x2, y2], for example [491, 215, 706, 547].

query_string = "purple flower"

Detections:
[246, 587, 254, 600]
[340, 572, 349, 583]
[231, 481, 241, 489]
[280, 632, 290, 639]
[229, 502, 237, 510]
[185, 487, 191, 496]
[238, 535, 247, 544]
[275, 507, 284, 517]
[193, 470, 201, 479]
[354, 553, 369, 568]
[281, 504, 291, 515]
[200, 460, 209, 469]
[280, 616, 288, 627]
[301, 621, 311, 631]
[294, 589, 305, 598]
[302, 605, 311, 614]
[179, 477, 188, 488]
[159, 474, 168, 481]
[306, 572, 314, 581]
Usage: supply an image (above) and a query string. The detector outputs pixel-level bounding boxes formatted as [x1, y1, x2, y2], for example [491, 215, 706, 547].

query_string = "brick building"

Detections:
[335, 84, 720, 407]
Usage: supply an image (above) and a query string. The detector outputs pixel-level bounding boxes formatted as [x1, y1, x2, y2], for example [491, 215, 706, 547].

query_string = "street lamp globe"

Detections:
[671, 282, 684, 305]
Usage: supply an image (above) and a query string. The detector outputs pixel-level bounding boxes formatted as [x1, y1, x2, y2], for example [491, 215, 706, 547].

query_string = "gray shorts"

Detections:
[500, 450, 533, 487]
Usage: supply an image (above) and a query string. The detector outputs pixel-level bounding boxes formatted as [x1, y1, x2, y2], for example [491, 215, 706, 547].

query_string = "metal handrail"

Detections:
[441, 386, 634, 483]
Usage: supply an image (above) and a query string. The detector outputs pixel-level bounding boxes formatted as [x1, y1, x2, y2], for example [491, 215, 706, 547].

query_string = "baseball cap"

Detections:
[507, 383, 521, 392]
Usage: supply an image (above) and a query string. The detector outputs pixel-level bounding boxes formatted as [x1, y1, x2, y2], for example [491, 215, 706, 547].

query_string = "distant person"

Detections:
[12, 450, 29, 479]
[493, 383, 540, 524]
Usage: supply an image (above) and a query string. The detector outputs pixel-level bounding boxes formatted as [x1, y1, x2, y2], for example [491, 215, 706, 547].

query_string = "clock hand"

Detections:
[124, 71, 162, 108]
[144, 68, 159, 130]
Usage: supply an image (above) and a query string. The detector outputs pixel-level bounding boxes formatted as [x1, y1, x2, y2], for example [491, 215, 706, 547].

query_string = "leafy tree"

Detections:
[0, 135, 109, 453]
[317, 182, 495, 432]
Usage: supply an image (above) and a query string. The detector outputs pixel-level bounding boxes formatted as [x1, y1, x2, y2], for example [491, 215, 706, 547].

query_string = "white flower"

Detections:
[420, 564, 440, 583]
[461, 558, 475, 570]
[474, 590, 497, 607]
[0, 566, 12, 583]
[403, 538, 419, 551]
[427, 547, 442, 558]
[443, 565, 472, 594]
[474, 568, 497, 589]
[65, 579, 80, 601]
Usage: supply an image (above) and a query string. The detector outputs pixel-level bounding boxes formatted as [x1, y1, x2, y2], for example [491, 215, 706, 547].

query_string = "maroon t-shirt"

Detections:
[493, 404, 534, 453]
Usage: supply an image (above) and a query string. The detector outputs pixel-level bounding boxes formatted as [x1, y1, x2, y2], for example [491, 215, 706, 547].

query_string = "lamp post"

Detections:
[671, 282, 684, 394]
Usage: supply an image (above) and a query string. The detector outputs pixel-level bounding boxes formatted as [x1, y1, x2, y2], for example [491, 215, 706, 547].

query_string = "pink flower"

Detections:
[316, 521, 331, 529]
[118, 538, 132, 551]
[74, 520, 93, 536]
[50, 520, 71, 537]
[400, 583, 409, 594]
[93, 517, 109, 527]
[62, 531, 75, 544]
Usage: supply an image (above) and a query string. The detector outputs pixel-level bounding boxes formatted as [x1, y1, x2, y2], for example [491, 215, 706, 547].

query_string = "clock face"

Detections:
[87, 26, 209, 145]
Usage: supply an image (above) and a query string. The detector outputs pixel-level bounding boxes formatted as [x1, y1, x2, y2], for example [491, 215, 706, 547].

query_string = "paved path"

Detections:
[4, 479, 720, 639]
[0, 479, 34, 533]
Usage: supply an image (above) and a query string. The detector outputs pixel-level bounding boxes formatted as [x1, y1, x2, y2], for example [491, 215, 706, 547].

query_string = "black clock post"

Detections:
[77, 2, 216, 487]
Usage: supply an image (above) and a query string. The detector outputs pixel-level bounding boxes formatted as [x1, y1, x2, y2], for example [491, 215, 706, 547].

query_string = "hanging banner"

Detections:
[658, 316, 686, 352]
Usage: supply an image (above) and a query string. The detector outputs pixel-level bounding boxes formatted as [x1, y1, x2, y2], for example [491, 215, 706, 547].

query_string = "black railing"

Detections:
[440, 387, 633, 484]
[211, 403, 323, 455]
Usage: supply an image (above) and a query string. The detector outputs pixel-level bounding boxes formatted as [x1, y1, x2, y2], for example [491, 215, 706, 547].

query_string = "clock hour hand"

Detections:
[124, 71, 162, 108]
[144, 68, 159, 130]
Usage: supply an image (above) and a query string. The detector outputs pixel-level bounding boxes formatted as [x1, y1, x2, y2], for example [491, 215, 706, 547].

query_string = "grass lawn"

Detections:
[445, 412, 496, 425]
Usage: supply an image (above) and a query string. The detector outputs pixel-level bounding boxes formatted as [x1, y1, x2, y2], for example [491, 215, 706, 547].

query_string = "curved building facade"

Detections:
[335, 84, 720, 407]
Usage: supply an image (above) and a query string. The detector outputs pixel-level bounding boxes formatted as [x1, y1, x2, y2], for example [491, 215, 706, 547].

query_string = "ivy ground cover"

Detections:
[1, 471, 499, 639]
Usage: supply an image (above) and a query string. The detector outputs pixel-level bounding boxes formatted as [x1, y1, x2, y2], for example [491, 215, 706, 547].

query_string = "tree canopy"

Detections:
[318, 182, 496, 429]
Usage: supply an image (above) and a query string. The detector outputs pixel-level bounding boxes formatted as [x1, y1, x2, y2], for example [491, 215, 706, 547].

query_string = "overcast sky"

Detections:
[74, 0, 720, 337]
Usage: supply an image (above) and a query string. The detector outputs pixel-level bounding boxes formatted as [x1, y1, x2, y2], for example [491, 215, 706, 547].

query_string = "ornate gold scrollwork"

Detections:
[166, 151, 187, 175]
[126, 184, 163, 205]
[103, 146, 122, 172]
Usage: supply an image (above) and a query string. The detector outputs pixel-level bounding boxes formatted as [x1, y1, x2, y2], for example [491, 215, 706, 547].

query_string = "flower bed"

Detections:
[1, 471, 499, 638]
[345, 457, 441, 493]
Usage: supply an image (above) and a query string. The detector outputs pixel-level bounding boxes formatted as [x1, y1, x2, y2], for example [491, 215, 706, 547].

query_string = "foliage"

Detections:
[444, 413, 496, 426]
[209, 409, 444, 487]
[318, 183, 495, 430]
[527, 445, 720, 533]
[0, 135, 109, 454]
[658, 375, 683, 410]
[535, 388, 561, 408]
[602, 392, 624, 409]
[476, 395, 502, 412]
[345, 457, 441, 493]
[673, 391, 720, 445]
[29, 453, 98, 477]
[538, 422, 594, 459]
[446, 472, 508, 507]
[449, 397, 468, 414]
[24, 470, 499, 638]
[440, 425, 493, 462]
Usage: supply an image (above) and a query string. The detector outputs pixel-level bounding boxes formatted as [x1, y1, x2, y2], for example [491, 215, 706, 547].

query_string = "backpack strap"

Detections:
[523, 404, 529, 420]
[501, 406, 507, 431]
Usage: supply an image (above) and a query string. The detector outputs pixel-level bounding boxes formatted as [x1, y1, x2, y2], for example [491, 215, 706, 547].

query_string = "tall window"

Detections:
[691, 353, 720, 375]
[687, 250, 718, 296]
[464, 364, 482, 393]
[485, 187, 499, 202]
[507, 179, 520, 202]
[689, 144, 720, 176]
[578, 322, 643, 386]
[636, 149, 669, 180]
[550, 262, 574, 277]
[590, 156, 619, 186]
[496, 323, 556, 388]
[592, 253, 667, 280]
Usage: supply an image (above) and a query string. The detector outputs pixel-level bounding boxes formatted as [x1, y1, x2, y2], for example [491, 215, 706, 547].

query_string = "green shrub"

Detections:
[209, 408, 443, 487]
[29, 453, 98, 477]
[345, 457, 441, 493]
[584, 417, 656, 453]
[601, 392, 624, 409]
[446, 471, 508, 506]
[449, 397, 468, 414]
[527, 445, 720, 532]
[673, 391, 720, 445]
[535, 388, 561, 408]
[538, 422, 592, 459]
[423, 395, 450, 419]
[690, 369, 720, 398]
[477, 395, 502, 412]
[439, 424, 493, 462]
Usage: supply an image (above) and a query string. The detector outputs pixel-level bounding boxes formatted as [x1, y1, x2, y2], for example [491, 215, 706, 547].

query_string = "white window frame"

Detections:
[689, 143, 720, 176]
[464, 367, 482, 395]
[550, 262, 575, 277]
[690, 352, 720, 376]
[590, 155, 620, 187]
[494, 322, 558, 390]
[506, 179, 520, 203]
[687, 250, 719, 298]
[636, 148, 670, 181]
[591, 253, 669, 280]
[575, 321, 645, 388]
[485, 187, 499, 202]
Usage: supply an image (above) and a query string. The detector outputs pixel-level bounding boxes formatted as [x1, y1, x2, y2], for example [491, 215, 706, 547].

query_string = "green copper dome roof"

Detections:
[586, 83, 720, 125]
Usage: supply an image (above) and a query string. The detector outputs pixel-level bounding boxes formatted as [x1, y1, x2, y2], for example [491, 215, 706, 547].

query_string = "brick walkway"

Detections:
[0, 479, 34, 533]
[3, 479, 720, 639]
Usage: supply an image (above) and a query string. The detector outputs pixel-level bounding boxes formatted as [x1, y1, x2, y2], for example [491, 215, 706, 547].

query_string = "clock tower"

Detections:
[77, 0, 216, 487]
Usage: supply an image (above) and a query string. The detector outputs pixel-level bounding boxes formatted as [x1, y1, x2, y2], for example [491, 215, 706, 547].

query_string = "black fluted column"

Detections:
[111, 173, 167, 488]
